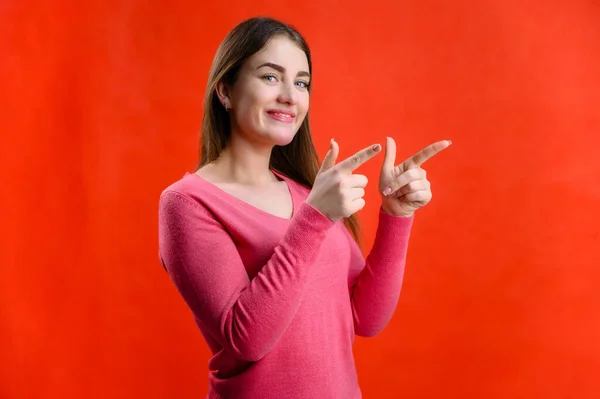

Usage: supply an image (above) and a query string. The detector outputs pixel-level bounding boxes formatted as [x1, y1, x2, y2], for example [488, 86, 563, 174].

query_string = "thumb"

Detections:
[382, 136, 396, 173]
[318, 138, 339, 174]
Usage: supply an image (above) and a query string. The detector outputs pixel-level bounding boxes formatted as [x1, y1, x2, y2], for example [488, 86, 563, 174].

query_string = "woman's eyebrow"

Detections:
[257, 62, 310, 78]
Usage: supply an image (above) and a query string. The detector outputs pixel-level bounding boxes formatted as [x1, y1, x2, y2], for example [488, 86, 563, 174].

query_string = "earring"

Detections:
[224, 103, 229, 112]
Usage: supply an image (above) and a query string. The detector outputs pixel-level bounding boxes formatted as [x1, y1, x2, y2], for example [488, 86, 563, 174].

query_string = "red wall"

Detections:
[1, 1, 599, 398]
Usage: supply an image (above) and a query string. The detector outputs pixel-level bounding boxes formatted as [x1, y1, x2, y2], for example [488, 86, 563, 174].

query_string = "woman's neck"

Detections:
[209, 134, 278, 186]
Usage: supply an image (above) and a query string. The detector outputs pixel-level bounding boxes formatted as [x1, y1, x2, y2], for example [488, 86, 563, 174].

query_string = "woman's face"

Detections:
[224, 36, 311, 147]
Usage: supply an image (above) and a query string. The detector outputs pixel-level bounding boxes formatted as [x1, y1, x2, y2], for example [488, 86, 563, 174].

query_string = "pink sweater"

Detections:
[158, 170, 414, 399]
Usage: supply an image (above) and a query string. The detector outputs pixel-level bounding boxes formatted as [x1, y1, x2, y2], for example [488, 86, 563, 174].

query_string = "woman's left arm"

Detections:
[350, 137, 452, 337]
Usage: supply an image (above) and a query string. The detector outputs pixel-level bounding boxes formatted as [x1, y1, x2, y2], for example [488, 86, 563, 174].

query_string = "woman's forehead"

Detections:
[246, 37, 309, 72]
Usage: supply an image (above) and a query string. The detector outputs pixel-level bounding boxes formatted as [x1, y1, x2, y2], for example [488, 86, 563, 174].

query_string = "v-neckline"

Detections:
[188, 169, 297, 221]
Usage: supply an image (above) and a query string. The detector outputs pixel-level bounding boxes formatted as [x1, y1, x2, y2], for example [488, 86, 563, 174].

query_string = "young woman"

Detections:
[158, 17, 451, 399]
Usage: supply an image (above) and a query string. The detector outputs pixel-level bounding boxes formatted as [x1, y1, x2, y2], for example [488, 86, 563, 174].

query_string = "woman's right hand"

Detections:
[306, 139, 382, 222]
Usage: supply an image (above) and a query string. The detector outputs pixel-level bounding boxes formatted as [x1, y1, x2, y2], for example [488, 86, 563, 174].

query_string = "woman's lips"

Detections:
[266, 110, 295, 123]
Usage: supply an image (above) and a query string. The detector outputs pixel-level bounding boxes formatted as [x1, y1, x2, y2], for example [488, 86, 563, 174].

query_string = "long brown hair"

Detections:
[198, 17, 361, 245]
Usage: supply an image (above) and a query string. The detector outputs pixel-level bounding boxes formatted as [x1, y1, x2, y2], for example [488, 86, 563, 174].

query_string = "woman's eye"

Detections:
[296, 80, 309, 89]
[263, 74, 278, 82]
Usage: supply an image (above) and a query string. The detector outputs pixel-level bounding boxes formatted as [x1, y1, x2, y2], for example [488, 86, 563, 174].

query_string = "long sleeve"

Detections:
[158, 190, 334, 362]
[349, 208, 414, 337]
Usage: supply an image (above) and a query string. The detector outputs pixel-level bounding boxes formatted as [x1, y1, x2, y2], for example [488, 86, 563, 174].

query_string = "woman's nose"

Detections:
[277, 80, 298, 105]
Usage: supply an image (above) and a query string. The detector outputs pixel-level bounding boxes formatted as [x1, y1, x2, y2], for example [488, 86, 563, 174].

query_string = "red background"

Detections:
[1, 1, 599, 398]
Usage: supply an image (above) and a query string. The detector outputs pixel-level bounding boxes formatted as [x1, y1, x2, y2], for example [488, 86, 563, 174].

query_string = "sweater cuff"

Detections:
[294, 201, 336, 232]
[278, 202, 336, 263]
[377, 207, 414, 237]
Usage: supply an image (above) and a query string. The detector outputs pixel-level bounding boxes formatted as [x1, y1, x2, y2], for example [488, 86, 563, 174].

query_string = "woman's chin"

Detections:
[243, 125, 299, 147]
[268, 129, 298, 147]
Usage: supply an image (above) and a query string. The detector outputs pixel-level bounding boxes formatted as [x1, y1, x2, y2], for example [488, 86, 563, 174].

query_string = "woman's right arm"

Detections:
[158, 190, 334, 362]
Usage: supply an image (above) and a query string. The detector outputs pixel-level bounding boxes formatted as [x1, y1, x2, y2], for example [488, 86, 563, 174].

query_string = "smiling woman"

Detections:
[191, 17, 365, 235]
[216, 37, 311, 147]
[157, 16, 444, 399]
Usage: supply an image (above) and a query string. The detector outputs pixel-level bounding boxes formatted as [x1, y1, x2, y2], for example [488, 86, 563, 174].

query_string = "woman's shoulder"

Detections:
[159, 171, 220, 212]
[161, 172, 201, 198]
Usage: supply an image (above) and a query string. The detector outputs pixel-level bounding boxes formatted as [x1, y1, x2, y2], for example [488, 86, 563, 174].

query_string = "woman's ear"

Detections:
[216, 80, 231, 111]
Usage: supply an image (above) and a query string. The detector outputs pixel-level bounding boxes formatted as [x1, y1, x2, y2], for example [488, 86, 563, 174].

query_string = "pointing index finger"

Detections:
[403, 140, 452, 169]
[337, 143, 382, 172]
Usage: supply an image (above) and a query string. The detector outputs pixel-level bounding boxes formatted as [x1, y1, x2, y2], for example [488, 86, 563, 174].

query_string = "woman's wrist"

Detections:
[381, 204, 414, 218]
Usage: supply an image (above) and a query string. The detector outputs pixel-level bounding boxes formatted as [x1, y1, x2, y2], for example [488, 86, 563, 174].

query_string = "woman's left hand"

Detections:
[379, 137, 452, 217]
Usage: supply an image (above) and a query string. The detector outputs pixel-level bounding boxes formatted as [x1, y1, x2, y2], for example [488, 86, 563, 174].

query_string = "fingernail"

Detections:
[383, 187, 392, 196]
[448, 140, 452, 145]
[330, 138, 334, 149]
[373, 144, 381, 152]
